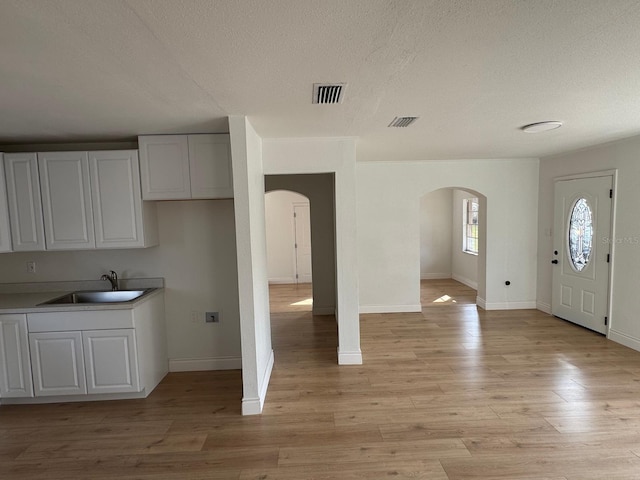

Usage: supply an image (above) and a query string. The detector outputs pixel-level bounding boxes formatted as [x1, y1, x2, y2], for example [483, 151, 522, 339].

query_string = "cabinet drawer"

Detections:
[27, 309, 134, 332]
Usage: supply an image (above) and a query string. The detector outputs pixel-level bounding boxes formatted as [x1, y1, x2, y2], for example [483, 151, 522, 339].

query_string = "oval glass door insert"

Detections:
[568, 198, 593, 271]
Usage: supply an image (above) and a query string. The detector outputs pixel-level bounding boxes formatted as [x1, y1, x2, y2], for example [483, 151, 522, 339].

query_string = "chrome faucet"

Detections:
[100, 270, 119, 291]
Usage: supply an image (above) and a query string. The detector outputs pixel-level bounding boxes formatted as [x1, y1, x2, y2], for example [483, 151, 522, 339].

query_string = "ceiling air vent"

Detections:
[388, 116, 419, 127]
[313, 83, 346, 104]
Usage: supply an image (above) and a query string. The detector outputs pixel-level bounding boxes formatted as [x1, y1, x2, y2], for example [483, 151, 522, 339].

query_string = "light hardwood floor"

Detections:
[2, 281, 640, 479]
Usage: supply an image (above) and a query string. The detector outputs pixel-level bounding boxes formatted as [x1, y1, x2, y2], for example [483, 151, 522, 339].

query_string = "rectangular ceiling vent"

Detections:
[313, 83, 346, 104]
[388, 116, 419, 127]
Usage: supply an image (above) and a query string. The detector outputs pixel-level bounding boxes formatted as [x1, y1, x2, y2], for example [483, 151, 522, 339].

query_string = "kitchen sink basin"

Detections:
[39, 289, 150, 305]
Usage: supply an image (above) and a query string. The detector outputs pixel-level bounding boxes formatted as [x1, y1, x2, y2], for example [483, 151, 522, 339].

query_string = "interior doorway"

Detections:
[419, 187, 486, 308]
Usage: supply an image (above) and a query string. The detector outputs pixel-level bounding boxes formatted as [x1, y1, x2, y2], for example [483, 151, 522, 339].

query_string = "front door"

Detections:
[552, 175, 612, 334]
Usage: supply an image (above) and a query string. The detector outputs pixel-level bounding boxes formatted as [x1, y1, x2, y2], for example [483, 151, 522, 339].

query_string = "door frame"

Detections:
[292, 201, 312, 284]
[553, 169, 618, 337]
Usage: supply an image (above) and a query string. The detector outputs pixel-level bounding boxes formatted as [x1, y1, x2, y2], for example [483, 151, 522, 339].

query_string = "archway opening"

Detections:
[419, 187, 487, 309]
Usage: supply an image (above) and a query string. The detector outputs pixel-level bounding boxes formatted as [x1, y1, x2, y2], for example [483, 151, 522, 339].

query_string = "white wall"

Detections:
[0, 200, 241, 370]
[537, 134, 640, 352]
[263, 137, 361, 365]
[264, 190, 309, 284]
[419, 189, 452, 279]
[229, 116, 272, 415]
[357, 159, 539, 312]
[451, 189, 479, 289]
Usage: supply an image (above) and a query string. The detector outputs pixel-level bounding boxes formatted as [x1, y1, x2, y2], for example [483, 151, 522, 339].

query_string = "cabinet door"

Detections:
[38, 152, 95, 250]
[0, 315, 34, 398]
[139, 135, 191, 200]
[29, 331, 87, 396]
[189, 134, 234, 199]
[3, 153, 45, 251]
[89, 150, 146, 248]
[0, 155, 13, 253]
[82, 329, 140, 394]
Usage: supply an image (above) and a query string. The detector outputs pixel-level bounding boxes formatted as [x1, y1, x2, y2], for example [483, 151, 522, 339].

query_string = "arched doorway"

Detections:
[419, 187, 487, 308]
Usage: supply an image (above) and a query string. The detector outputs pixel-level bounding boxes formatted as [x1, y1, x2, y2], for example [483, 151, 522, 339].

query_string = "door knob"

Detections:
[551, 259, 558, 264]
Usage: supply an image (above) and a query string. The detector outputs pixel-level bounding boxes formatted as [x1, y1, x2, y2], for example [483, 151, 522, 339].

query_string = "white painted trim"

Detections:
[608, 329, 640, 353]
[482, 301, 538, 310]
[169, 356, 242, 372]
[268, 277, 296, 285]
[451, 273, 478, 290]
[359, 304, 422, 314]
[242, 349, 274, 416]
[420, 273, 452, 280]
[338, 348, 363, 365]
[476, 296, 486, 309]
[313, 306, 336, 315]
[554, 169, 618, 182]
[1, 389, 148, 405]
[536, 301, 552, 314]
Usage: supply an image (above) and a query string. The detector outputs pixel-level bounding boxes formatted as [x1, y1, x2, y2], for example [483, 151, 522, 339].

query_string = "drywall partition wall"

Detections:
[0, 200, 242, 370]
[419, 188, 453, 279]
[229, 116, 273, 415]
[264, 190, 309, 284]
[451, 189, 479, 289]
[262, 138, 361, 365]
[538, 134, 640, 352]
[357, 158, 539, 312]
[265, 174, 336, 315]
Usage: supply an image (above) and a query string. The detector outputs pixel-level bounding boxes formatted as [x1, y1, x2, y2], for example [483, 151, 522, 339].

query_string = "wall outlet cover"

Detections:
[205, 311, 220, 323]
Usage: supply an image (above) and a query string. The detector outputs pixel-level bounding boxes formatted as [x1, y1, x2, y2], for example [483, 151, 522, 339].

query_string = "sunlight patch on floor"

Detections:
[433, 294, 457, 303]
[291, 297, 313, 306]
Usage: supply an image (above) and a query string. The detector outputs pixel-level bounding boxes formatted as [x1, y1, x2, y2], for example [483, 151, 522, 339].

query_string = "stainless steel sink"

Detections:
[40, 289, 150, 305]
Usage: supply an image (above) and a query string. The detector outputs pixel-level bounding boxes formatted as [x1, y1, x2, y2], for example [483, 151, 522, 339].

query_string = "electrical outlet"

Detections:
[27, 261, 36, 273]
[205, 311, 220, 323]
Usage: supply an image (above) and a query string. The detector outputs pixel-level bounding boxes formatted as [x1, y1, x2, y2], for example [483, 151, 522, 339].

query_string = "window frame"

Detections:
[463, 197, 479, 255]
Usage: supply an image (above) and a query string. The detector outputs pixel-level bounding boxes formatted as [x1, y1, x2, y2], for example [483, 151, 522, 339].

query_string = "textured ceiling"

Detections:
[2, 0, 640, 161]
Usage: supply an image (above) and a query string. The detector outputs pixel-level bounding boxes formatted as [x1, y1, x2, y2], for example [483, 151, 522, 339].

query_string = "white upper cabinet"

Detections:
[0, 154, 13, 253]
[139, 135, 190, 200]
[139, 134, 233, 200]
[188, 134, 233, 199]
[38, 151, 95, 250]
[3, 153, 46, 251]
[89, 150, 158, 249]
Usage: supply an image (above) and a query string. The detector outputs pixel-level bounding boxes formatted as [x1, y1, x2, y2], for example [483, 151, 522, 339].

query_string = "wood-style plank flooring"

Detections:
[2, 279, 640, 479]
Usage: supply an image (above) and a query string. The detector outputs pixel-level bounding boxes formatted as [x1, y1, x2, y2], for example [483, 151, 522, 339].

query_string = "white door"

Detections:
[0, 155, 13, 252]
[0, 315, 34, 398]
[189, 134, 234, 199]
[3, 153, 46, 251]
[83, 329, 140, 394]
[293, 203, 312, 284]
[89, 150, 144, 248]
[552, 175, 613, 334]
[139, 135, 191, 200]
[38, 151, 95, 250]
[29, 331, 87, 396]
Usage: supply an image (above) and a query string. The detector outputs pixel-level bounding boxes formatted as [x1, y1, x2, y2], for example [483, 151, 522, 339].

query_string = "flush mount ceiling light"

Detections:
[521, 121, 563, 133]
[389, 116, 420, 127]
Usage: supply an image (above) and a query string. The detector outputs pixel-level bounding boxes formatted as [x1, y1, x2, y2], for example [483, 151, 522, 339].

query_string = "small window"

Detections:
[464, 198, 479, 255]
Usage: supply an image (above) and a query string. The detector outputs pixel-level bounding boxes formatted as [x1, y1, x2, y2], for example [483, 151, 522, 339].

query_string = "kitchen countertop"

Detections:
[0, 278, 164, 314]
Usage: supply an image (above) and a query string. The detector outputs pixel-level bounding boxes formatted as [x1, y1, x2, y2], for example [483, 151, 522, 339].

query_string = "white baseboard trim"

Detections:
[479, 300, 538, 310]
[313, 306, 335, 315]
[268, 277, 296, 285]
[452, 273, 478, 290]
[242, 349, 274, 416]
[536, 301, 552, 314]
[169, 356, 242, 372]
[360, 304, 422, 314]
[338, 348, 363, 365]
[420, 273, 452, 280]
[608, 329, 640, 353]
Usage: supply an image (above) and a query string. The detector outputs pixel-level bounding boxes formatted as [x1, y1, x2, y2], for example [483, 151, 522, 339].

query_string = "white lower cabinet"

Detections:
[0, 314, 34, 398]
[29, 331, 87, 396]
[83, 329, 139, 394]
